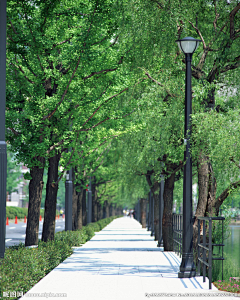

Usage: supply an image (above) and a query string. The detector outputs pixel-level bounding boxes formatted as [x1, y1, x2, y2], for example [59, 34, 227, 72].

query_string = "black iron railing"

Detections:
[197, 216, 225, 289]
[172, 213, 183, 257]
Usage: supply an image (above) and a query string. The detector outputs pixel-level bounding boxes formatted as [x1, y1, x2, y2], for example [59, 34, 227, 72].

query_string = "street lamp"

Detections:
[157, 176, 164, 248]
[151, 191, 155, 237]
[175, 37, 201, 278]
[87, 178, 92, 224]
[65, 168, 73, 231]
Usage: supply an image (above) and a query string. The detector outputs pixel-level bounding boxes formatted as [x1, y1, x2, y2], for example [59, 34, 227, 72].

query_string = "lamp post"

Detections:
[175, 37, 201, 278]
[0, 0, 7, 259]
[157, 176, 164, 247]
[87, 178, 92, 224]
[147, 190, 151, 231]
[65, 168, 73, 231]
[151, 191, 155, 237]
[138, 198, 140, 222]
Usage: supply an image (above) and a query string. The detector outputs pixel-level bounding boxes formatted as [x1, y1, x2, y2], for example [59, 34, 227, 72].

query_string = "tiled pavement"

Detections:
[21, 217, 238, 300]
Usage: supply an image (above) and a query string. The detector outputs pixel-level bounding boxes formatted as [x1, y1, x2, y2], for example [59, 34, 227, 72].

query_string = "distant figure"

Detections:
[132, 210, 136, 219]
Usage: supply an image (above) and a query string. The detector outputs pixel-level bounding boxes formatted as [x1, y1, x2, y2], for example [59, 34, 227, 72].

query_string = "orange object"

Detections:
[24, 216, 27, 223]
[62, 214, 65, 219]
[58, 215, 60, 220]
[15, 216, 18, 224]
[6, 217, 9, 225]
[40, 215, 42, 221]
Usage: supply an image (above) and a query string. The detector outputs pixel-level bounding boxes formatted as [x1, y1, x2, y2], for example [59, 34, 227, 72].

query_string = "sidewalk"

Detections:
[21, 217, 237, 300]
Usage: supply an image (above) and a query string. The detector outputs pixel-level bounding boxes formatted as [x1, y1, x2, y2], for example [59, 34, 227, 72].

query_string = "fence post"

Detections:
[197, 219, 200, 276]
[209, 219, 212, 289]
[203, 220, 206, 283]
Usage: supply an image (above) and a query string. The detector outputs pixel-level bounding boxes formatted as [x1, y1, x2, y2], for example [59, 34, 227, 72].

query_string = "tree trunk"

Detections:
[193, 153, 218, 256]
[103, 201, 107, 218]
[82, 188, 87, 226]
[76, 188, 83, 229]
[91, 179, 97, 222]
[145, 173, 159, 241]
[162, 172, 175, 251]
[206, 163, 217, 216]
[106, 201, 109, 217]
[112, 204, 116, 216]
[25, 156, 45, 246]
[42, 152, 61, 242]
[140, 198, 147, 228]
[97, 201, 102, 220]
[71, 170, 84, 231]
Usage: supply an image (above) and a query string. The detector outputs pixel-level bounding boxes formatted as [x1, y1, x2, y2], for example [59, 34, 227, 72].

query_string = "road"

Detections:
[5, 219, 65, 247]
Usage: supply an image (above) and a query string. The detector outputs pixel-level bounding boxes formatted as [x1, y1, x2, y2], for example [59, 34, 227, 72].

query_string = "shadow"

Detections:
[73, 248, 162, 252]
[88, 239, 155, 242]
[54, 259, 178, 278]
[95, 233, 151, 236]
[101, 229, 145, 231]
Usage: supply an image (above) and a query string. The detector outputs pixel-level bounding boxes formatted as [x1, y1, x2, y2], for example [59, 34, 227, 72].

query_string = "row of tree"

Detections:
[112, 0, 240, 251]
[6, 0, 240, 251]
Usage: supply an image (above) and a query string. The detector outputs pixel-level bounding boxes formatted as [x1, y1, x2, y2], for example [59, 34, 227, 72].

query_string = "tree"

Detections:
[6, 0, 135, 245]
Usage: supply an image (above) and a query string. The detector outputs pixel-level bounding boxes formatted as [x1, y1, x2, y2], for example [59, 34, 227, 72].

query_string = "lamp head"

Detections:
[176, 36, 202, 54]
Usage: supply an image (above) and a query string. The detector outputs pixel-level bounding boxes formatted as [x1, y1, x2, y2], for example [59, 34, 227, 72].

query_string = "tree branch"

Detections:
[42, 9, 97, 121]
[188, 20, 206, 49]
[220, 55, 240, 73]
[82, 55, 123, 81]
[80, 87, 129, 129]
[8, 127, 20, 136]
[215, 180, 240, 211]
[230, 3, 240, 40]
[91, 147, 111, 174]
[140, 68, 175, 97]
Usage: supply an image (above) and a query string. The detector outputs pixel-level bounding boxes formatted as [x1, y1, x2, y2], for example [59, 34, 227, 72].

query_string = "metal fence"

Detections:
[197, 216, 225, 289]
[172, 213, 183, 257]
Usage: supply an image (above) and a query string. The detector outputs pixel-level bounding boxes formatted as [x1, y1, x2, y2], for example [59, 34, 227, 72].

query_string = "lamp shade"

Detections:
[176, 37, 201, 54]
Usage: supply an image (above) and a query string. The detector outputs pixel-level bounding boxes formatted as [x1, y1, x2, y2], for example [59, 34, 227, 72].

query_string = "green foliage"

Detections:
[55, 229, 88, 246]
[0, 216, 119, 299]
[0, 241, 72, 298]
[85, 222, 101, 234]
[213, 277, 240, 293]
[6, 207, 28, 220]
[5, 0, 240, 228]
[212, 252, 240, 282]
[5, 207, 58, 219]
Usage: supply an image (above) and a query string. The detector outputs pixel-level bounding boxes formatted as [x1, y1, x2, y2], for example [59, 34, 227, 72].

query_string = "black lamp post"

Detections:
[87, 178, 92, 224]
[147, 190, 151, 231]
[0, 0, 7, 259]
[65, 168, 73, 231]
[157, 176, 164, 247]
[151, 191, 155, 237]
[175, 37, 201, 278]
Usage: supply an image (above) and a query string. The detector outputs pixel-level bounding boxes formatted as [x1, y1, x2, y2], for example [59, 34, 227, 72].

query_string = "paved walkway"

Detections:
[21, 217, 237, 300]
